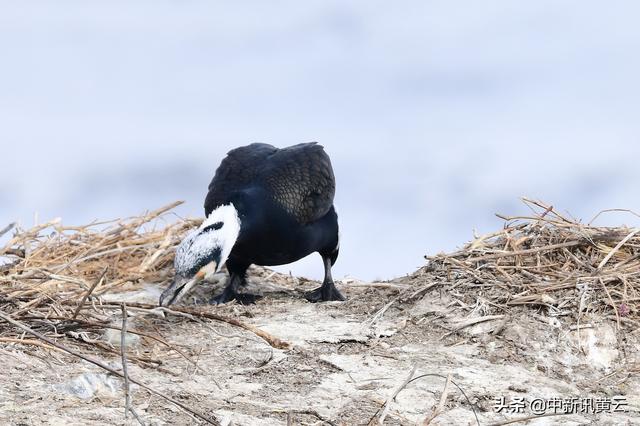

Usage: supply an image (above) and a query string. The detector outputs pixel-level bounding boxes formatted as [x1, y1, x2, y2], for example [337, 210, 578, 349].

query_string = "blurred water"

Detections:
[2, 1, 640, 280]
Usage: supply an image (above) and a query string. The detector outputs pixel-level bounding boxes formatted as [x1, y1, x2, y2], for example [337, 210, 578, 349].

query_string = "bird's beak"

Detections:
[158, 261, 218, 306]
[159, 275, 195, 306]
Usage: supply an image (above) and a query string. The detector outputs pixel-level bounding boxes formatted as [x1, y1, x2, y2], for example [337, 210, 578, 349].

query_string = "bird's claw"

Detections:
[210, 291, 261, 305]
[305, 282, 346, 303]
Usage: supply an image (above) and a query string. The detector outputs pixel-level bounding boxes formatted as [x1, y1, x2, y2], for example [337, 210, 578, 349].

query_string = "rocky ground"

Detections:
[1, 266, 638, 425]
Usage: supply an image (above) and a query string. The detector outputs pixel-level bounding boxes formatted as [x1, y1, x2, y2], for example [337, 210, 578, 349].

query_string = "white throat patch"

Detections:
[201, 204, 241, 268]
[175, 204, 241, 276]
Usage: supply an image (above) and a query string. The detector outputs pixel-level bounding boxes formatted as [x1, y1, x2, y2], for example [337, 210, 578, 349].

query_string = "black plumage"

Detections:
[203, 142, 344, 303]
[205, 143, 335, 224]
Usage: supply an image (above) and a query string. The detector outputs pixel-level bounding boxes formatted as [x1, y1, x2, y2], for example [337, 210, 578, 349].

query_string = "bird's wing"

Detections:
[204, 143, 278, 216]
[260, 142, 336, 224]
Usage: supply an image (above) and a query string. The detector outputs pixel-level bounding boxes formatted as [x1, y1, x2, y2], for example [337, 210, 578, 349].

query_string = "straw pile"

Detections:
[0, 201, 199, 310]
[419, 198, 640, 328]
[0, 202, 296, 424]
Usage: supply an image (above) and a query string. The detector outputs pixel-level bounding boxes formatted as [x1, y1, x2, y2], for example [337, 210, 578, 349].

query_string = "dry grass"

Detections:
[1, 198, 639, 423]
[0, 202, 289, 424]
[4, 197, 639, 341]
[415, 198, 640, 328]
[0, 201, 199, 307]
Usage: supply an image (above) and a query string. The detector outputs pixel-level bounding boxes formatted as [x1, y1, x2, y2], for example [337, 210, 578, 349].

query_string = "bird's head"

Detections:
[159, 204, 241, 306]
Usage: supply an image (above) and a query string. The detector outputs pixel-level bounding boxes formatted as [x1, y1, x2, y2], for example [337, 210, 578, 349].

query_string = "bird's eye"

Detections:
[203, 222, 223, 232]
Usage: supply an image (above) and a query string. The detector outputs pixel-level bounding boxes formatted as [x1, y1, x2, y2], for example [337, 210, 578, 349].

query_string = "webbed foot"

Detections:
[210, 288, 261, 305]
[305, 281, 346, 303]
[211, 272, 261, 305]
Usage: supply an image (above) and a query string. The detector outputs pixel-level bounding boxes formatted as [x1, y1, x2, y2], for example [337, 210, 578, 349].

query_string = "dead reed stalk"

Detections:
[417, 198, 640, 326]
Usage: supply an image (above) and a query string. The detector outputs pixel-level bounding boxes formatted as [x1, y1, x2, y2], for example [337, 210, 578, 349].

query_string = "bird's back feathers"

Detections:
[204, 142, 336, 224]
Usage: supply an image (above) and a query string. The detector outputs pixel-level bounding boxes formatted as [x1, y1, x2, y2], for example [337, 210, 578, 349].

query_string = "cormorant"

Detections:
[159, 142, 345, 306]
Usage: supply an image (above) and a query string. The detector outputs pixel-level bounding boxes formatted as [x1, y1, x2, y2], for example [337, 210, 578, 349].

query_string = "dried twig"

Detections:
[441, 315, 505, 339]
[121, 304, 144, 425]
[23, 315, 197, 367]
[0, 337, 65, 353]
[418, 197, 640, 326]
[377, 364, 417, 425]
[597, 228, 640, 270]
[465, 240, 583, 263]
[407, 373, 480, 426]
[365, 296, 401, 328]
[72, 267, 108, 320]
[422, 373, 452, 425]
[92, 302, 291, 350]
[0, 310, 219, 425]
[0, 222, 15, 239]
[588, 208, 640, 226]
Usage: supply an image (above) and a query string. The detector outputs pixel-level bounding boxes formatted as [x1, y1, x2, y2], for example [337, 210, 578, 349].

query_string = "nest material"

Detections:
[421, 198, 640, 327]
[0, 201, 288, 346]
[2, 198, 639, 329]
[1, 198, 639, 423]
[0, 201, 200, 307]
[0, 202, 293, 423]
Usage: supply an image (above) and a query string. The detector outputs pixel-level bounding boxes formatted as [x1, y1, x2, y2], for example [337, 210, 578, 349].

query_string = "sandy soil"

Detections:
[1, 267, 638, 425]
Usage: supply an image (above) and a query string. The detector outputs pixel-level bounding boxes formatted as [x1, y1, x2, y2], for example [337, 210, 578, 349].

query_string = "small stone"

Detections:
[55, 373, 120, 400]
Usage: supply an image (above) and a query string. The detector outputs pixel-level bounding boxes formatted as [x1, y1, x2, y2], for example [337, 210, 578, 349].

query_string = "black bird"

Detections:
[159, 142, 345, 306]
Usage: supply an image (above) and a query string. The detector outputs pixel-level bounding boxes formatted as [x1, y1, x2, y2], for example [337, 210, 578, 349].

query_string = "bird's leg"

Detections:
[211, 272, 261, 305]
[305, 255, 346, 302]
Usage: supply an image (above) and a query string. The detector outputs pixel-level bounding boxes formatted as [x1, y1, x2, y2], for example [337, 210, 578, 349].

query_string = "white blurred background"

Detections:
[2, 1, 640, 280]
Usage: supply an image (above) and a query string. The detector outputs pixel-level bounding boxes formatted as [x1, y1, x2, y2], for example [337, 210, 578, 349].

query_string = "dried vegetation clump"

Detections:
[418, 198, 640, 328]
[1, 198, 640, 423]
[0, 201, 198, 306]
[0, 202, 286, 424]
